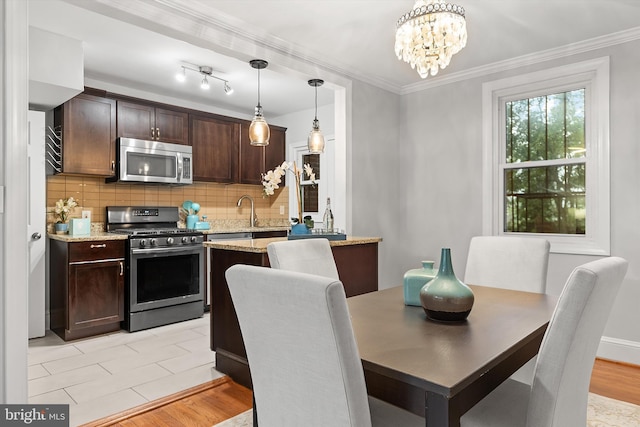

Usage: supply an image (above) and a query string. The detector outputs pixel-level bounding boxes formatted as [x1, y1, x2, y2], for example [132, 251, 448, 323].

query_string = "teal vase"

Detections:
[420, 248, 474, 322]
[403, 261, 436, 306]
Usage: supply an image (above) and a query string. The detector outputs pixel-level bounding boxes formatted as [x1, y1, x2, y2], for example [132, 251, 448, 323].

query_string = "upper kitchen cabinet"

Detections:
[238, 123, 286, 185]
[117, 100, 189, 145]
[191, 114, 239, 183]
[51, 93, 116, 177]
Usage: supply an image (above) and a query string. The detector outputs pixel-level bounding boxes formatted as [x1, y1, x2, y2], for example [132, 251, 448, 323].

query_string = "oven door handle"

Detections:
[131, 246, 202, 256]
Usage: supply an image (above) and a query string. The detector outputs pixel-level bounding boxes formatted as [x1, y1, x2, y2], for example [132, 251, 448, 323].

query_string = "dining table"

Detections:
[347, 285, 558, 427]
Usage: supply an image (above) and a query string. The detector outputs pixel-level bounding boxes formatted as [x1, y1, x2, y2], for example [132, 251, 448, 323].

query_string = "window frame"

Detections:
[482, 57, 610, 255]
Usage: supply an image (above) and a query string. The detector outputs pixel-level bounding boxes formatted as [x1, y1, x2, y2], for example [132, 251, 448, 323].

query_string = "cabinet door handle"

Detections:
[156, 127, 160, 139]
[120, 261, 124, 276]
[111, 160, 115, 172]
[90, 244, 107, 249]
[151, 127, 155, 139]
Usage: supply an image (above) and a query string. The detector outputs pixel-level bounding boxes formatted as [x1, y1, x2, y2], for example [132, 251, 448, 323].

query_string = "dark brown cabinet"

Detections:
[238, 123, 287, 185]
[50, 239, 125, 341]
[52, 89, 285, 184]
[52, 93, 116, 176]
[190, 114, 240, 182]
[117, 100, 189, 145]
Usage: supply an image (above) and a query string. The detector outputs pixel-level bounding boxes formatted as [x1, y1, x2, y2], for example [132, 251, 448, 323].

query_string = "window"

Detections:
[301, 153, 320, 213]
[482, 58, 610, 255]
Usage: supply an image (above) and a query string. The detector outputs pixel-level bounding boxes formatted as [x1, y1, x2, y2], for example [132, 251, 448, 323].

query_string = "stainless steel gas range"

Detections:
[106, 206, 204, 332]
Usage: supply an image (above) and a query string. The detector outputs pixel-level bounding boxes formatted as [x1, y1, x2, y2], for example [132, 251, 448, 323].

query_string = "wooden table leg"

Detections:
[426, 391, 460, 427]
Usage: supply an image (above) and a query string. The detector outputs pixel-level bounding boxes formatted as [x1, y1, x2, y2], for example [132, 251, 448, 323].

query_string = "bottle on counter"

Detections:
[323, 197, 334, 232]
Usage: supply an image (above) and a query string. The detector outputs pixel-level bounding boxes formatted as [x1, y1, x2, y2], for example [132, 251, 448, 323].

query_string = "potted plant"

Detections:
[51, 197, 78, 234]
[262, 161, 316, 234]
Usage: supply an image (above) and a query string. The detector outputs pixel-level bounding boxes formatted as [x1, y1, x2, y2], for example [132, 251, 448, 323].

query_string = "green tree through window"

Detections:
[504, 89, 586, 234]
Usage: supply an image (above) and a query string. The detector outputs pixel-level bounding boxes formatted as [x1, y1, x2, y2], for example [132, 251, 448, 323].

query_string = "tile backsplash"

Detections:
[46, 175, 290, 230]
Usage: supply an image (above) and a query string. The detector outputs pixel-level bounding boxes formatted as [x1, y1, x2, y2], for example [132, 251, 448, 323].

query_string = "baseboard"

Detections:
[597, 336, 640, 366]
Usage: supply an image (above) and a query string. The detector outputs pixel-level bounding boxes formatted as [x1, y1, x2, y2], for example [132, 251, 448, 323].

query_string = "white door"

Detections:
[28, 110, 46, 338]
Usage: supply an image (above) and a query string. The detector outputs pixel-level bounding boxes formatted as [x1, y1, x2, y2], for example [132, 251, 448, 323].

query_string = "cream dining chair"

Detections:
[464, 235, 550, 383]
[226, 264, 424, 427]
[460, 256, 628, 427]
[267, 238, 339, 279]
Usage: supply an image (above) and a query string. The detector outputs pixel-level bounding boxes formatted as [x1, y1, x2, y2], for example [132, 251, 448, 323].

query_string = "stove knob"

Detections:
[191, 236, 198, 243]
[182, 236, 188, 244]
[167, 237, 174, 245]
[139, 239, 146, 248]
[150, 238, 157, 246]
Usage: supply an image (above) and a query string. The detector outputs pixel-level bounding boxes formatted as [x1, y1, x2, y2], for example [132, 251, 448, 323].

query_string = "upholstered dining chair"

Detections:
[226, 264, 424, 427]
[464, 236, 550, 293]
[267, 238, 339, 279]
[460, 256, 628, 427]
[464, 235, 550, 383]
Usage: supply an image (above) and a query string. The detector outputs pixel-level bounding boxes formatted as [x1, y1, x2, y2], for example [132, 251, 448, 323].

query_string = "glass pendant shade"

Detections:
[308, 119, 325, 154]
[395, 0, 467, 78]
[249, 59, 270, 146]
[307, 78, 325, 153]
[249, 106, 270, 146]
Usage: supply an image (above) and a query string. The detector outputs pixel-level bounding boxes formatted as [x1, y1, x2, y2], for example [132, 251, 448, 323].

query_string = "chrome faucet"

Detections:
[237, 195, 257, 228]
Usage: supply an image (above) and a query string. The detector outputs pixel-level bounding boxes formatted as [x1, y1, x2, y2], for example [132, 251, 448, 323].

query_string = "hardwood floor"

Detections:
[589, 358, 640, 406]
[83, 358, 639, 426]
[80, 377, 252, 427]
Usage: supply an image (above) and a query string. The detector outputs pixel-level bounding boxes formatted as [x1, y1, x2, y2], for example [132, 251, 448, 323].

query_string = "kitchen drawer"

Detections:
[69, 240, 125, 262]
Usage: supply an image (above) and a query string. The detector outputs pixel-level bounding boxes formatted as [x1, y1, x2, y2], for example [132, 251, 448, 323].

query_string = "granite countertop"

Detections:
[47, 232, 129, 242]
[47, 225, 291, 242]
[203, 236, 383, 253]
[202, 226, 290, 234]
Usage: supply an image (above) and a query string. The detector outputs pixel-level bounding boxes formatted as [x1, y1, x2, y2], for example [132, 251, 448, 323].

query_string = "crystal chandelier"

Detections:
[395, 0, 467, 78]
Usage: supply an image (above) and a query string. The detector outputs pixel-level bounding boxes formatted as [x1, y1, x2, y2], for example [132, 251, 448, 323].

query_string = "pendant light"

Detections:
[307, 79, 325, 153]
[249, 59, 270, 146]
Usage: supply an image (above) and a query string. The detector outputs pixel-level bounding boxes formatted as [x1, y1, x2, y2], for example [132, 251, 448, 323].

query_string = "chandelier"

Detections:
[395, 0, 467, 78]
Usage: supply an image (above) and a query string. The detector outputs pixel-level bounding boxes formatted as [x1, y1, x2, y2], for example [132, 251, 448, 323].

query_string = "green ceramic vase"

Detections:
[403, 261, 436, 306]
[419, 248, 474, 322]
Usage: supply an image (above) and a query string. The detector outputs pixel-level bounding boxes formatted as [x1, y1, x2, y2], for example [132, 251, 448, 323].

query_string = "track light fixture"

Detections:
[175, 62, 232, 95]
[307, 79, 325, 154]
[248, 59, 270, 147]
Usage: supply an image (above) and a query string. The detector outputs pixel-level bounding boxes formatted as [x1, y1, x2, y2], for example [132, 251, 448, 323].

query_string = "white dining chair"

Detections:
[267, 238, 339, 279]
[464, 235, 550, 383]
[460, 256, 628, 427]
[226, 264, 424, 427]
[464, 236, 550, 292]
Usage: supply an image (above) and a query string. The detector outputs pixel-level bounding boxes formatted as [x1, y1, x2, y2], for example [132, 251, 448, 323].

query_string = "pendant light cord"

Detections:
[314, 84, 318, 120]
[257, 67, 261, 108]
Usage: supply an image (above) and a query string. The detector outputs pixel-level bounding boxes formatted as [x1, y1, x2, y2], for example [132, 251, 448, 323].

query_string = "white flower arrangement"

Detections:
[51, 197, 78, 223]
[262, 161, 316, 225]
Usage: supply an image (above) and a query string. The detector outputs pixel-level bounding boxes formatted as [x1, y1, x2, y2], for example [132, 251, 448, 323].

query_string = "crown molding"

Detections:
[401, 26, 640, 94]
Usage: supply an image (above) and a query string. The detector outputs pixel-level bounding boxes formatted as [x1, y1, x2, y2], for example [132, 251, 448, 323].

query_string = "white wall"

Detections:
[273, 103, 335, 143]
[396, 39, 640, 363]
[349, 80, 402, 289]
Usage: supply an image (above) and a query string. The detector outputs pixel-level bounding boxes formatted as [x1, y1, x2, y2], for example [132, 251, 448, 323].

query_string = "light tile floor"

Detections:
[28, 315, 223, 426]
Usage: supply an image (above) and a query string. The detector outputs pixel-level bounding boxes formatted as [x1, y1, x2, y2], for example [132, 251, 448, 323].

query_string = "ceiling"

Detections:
[28, 0, 640, 118]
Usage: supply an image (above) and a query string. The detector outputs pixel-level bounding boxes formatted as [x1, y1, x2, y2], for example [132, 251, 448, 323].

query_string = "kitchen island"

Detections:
[204, 236, 382, 388]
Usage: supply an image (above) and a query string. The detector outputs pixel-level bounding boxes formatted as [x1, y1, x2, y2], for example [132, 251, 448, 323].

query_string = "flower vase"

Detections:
[403, 261, 436, 306]
[55, 223, 69, 234]
[420, 248, 474, 322]
[290, 223, 311, 235]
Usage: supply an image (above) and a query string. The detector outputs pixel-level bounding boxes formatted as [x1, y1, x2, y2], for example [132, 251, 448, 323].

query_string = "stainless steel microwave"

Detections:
[111, 137, 193, 185]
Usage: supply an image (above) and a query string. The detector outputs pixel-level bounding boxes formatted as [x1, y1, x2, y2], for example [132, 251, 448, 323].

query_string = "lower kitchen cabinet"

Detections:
[50, 239, 125, 341]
